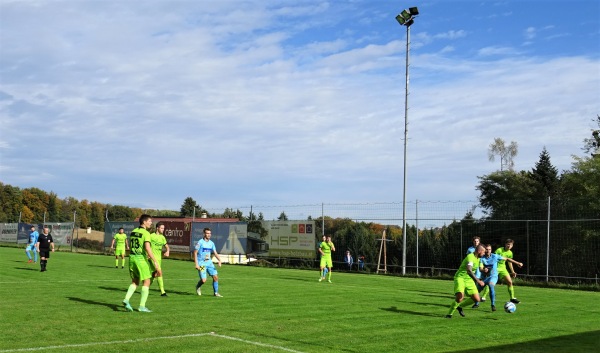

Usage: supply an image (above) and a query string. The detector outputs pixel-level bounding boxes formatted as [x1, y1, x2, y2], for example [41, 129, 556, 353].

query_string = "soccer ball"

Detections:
[504, 301, 517, 313]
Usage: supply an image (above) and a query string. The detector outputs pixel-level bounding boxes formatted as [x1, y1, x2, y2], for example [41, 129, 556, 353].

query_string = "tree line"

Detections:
[1, 118, 598, 281]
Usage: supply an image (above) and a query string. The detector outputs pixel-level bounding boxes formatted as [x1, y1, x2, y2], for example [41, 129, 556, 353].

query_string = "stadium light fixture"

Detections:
[396, 6, 418, 276]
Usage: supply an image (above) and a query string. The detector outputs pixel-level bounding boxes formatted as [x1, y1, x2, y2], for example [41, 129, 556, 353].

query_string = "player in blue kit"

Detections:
[472, 244, 523, 311]
[193, 228, 223, 297]
[26, 225, 39, 263]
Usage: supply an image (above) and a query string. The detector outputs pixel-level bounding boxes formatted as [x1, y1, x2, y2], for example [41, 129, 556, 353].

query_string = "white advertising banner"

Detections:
[263, 220, 316, 259]
[0, 223, 18, 243]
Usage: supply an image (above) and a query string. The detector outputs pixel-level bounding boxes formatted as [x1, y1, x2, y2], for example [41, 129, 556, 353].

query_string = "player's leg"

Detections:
[327, 258, 333, 282]
[459, 281, 480, 311]
[26, 245, 33, 262]
[488, 277, 498, 311]
[34, 248, 38, 263]
[207, 266, 220, 296]
[137, 261, 153, 311]
[480, 283, 489, 301]
[447, 278, 465, 317]
[319, 257, 326, 281]
[196, 265, 207, 295]
[155, 258, 165, 294]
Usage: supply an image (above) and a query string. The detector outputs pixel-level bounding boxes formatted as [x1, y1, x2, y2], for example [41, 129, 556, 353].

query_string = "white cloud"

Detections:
[1, 0, 598, 209]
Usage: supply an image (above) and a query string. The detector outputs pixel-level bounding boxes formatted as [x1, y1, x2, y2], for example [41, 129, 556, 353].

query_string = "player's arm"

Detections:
[467, 263, 484, 287]
[110, 238, 115, 249]
[212, 249, 222, 267]
[506, 259, 517, 277]
[35, 241, 40, 252]
[50, 238, 55, 252]
[330, 242, 335, 252]
[318, 247, 325, 256]
[193, 249, 200, 269]
[505, 257, 523, 268]
[164, 243, 170, 257]
[125, 238, 129, 250]
[145, 241, 161, 276]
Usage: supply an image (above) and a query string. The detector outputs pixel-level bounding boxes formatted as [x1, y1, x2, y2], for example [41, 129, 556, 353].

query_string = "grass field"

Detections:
[0, 247, 599, 353]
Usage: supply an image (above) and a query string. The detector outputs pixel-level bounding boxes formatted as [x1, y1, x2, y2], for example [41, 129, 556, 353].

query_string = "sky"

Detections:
[1, 0, 599, 214]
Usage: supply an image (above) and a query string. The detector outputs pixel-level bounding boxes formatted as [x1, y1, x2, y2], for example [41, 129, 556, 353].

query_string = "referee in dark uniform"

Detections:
[36, 225, 55, 272]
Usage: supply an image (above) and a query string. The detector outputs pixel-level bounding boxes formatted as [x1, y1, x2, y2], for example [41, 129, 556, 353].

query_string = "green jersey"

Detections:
[149, 232, 167, 259]
[113, 233, 127, 250]
[495, 247, 513, 270]
[454, 253, 480, 280]
[320, 241, 334, 257]
[129, 227, 151, 257]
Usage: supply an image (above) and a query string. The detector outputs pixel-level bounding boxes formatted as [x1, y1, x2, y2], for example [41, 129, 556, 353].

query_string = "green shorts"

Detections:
[320, 256, 333, 268]
[453, 276, 478, 296]
[498, 268, 511, 280]
[115, 248, 126, 256]
[148, 257, 162, 272]
[129, 255, 152, 281]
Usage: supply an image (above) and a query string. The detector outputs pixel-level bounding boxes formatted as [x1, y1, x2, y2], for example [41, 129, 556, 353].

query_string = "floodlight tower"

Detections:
[396, 6, 419, 275]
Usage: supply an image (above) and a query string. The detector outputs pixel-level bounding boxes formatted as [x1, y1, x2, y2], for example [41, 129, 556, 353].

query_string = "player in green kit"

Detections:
[495, 239, 521, 304]
[319, 235, 335, 283]
[446, 244, 485, 318]
[110, 227, 129, 268]
[122, 214, 161, 313]
[148, 222, 170, 296]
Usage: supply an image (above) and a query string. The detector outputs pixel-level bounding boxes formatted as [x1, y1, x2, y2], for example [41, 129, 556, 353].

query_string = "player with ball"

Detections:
[473, 244, 523, 312]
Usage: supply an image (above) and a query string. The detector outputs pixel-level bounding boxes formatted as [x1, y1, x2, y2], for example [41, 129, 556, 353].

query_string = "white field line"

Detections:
[0, 332, 306, 353]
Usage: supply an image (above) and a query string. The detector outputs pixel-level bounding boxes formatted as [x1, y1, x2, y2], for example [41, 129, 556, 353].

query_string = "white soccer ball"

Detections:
[504, 301, 517, 313]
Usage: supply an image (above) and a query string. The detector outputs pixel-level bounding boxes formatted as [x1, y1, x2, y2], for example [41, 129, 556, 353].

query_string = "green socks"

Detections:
[157, 277, 165, 293]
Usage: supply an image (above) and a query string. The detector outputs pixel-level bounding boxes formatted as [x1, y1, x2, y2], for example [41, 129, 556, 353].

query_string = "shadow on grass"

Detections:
[279, 276, 316, 283]
[14, 266, 41, 271]
[381, 306, 443, 318]
[67, 296, 122, 312]
[87, 264, 118, 268]
[450, 330, 600, 353]
[98, 285, 195, 296]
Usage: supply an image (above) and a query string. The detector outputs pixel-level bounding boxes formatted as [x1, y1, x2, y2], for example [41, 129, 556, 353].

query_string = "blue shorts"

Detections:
[198, 262, 218, 280]
[483, 276, 498, 286]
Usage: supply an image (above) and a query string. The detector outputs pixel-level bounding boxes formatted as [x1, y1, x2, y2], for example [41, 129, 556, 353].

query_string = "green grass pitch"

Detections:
[0, 247, 599, 353]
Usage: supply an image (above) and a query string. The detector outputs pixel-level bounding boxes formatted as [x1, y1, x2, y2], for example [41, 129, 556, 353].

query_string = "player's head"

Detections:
[139, 214, 152, 227]
[203, 227, 212, 240]
[326, 235, 332, 241]
[156, 222, 165, 234]
[475, 244, 485, 257]
[43, 225, 49, 233]
[118, 227, 124, 233]
[322, 235, 326, 241]
[31, 225, 36, 230]
[484, 244, 493, 255]
[504, 239, 514, 250]
[472, 236, 480, 246]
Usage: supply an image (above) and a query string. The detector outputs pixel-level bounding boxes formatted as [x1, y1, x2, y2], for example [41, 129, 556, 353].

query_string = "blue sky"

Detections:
[1, 0, 599, 212]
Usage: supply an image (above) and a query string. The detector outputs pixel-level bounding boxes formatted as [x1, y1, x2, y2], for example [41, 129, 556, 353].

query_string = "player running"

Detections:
[446, 245, 485, 318]
[472, 244, 523, 311]
[193, 228, 223, 297]
[495, 239, 522, 304]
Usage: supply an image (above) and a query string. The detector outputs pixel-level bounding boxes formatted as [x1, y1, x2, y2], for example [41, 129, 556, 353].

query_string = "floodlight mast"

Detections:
[396, 6, 418, 276]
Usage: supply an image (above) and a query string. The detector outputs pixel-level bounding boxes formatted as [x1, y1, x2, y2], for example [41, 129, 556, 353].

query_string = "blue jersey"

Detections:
[480, 253, 503, 277]
[466, 246, 476, 255]
[195, 238, 216, 264]
[29, 231, 39, 245]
